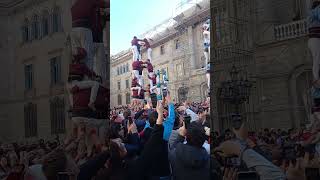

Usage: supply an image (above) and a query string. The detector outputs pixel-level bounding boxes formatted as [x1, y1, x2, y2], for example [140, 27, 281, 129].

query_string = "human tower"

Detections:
[130, 37, 169, 103]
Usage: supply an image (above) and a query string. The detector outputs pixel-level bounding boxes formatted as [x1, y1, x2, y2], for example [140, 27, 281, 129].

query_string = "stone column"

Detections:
[187, 26, 196, 69]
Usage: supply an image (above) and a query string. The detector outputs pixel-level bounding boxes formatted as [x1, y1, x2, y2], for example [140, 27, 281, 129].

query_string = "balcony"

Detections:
[274, 19, 308, 41]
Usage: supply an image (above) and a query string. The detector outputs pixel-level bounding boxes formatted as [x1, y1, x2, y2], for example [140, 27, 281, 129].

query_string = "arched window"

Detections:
[31, 14, 39, 40]
[21, 18, 30, 43]
[42, 10, 49, 37]
[52, 7, 61, 33]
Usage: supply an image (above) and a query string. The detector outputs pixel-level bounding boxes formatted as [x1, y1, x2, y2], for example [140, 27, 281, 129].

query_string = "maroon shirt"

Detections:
[71, 0, 106, 28]
[131, 38, 139, 46]
[309, 27, 320, 38]
[132, 61, 142, 71]
[144, 61, 153, 72]
[69, 63, 96, 79]
[132, 89, 139, 97]
[131, 78, 140, 87]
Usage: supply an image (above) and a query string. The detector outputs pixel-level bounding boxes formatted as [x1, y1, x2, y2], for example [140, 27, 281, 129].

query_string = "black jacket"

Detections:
[128, 124, 171, 180]
[168, 130, 210, 180]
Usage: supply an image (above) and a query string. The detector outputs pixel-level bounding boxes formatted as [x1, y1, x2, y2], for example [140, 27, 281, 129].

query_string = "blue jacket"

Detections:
[163, 103, 175, 141]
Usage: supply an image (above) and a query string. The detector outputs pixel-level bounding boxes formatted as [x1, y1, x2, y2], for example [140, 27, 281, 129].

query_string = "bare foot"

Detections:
[88, 103, 96, 111]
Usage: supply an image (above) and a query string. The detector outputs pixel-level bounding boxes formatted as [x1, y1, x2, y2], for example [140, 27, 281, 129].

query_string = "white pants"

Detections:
[206, 73, 210, 89]
[131, 45, 139, 61]
[309, 38, 320, 80]
[93, 43, 107, 82]
[150, 85, 157, 93]
[147, 48, 152, 62]
[204, 51, 209, 66]
[71, 27, 94, 70]
[68, 80, 99, 106]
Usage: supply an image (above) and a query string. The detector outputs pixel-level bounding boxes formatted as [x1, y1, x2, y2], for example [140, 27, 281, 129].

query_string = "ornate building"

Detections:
[110, 0, 210, 108]
[211, 0, 317, 131]
[0, 0, 110, 142]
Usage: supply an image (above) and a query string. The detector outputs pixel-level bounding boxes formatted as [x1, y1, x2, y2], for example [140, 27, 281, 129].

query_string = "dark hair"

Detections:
[123, 110, 131, 119]
[42, 149, 67, 180]
[148, 111, 158, 127]
[186, 122, 206, 148]
[312, 1, 320, 9]
[108, 123, 122, 139]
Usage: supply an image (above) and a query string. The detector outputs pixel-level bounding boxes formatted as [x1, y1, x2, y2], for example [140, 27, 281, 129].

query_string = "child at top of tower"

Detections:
[131, 36, 143, 61]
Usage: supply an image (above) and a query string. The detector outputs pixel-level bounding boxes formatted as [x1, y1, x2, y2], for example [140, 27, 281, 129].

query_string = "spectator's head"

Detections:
[108, 123, 125, 139]
[148, 111, 158, 127]
[123, 109, 131, 120]
[42, 149, 67, 180]
[186, 122, 206, 148]
[312, 1, 320, 9]
[0, 156, 8, 167]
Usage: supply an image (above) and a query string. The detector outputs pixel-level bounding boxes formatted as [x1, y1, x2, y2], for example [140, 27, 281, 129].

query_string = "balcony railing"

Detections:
[274, 19, 308, 41]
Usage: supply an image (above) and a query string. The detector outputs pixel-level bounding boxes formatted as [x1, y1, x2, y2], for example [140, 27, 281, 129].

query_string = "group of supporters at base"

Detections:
[211, 120, 320, 180]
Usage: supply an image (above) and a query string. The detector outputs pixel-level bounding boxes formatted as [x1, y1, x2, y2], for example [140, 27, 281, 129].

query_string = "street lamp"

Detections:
[218, 65, 253, 115]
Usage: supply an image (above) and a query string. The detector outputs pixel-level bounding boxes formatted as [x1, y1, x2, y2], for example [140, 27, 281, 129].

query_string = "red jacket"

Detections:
[69, 63, 96, 79]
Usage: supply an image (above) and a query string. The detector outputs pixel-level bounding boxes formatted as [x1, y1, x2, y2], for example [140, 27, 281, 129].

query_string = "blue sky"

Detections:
[110, 0, 181, 55]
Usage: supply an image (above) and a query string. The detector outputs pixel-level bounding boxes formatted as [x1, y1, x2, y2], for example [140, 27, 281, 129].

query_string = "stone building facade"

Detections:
[110, 0, 210, 108]
[211, 0, 317, 131]
[0, 0, 109, 142]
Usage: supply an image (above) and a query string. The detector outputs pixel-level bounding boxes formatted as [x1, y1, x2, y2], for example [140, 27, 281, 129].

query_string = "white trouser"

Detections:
[138, 77, 144, 87]
[68, 80, 99, 106]
[132, 70, 140, 79]
[93, 43, 107, 82]
[308, 38, 320, 80]
[150, 85, 157, 93]
[206, 73, 210, 89]
[148, 72, 154, 77]
[71, 27, 94, 70]
[147, 48, 152, 62]
[131, 45, 139, 61]
[204, 51, 209, 66]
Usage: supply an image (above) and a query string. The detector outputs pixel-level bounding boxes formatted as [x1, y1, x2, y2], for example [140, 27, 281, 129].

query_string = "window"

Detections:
[120, 66, 123, 74]
[126, 93, 131, 104]
[175, 39, 180, 49]
[176, 64, 183, 78]
[117, 67, 120, 75]
[42, 11, 49, 37]
[118, 94, 122, 105]
[24, 103, 37, 137]
[52, 7, 61, 33]
[160, 45, 165, 55]
[21, 19, 30, 43]
[50, 57, 61, 85]
[25, 64, 33, 90]
[125, 79, 129, 89]
[50, 97, 65, 134]
[126, 63, 129, 72]
[31, 15, 39, 40]
[123, 65, 126, 73]
[118, 81, 121, 90]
